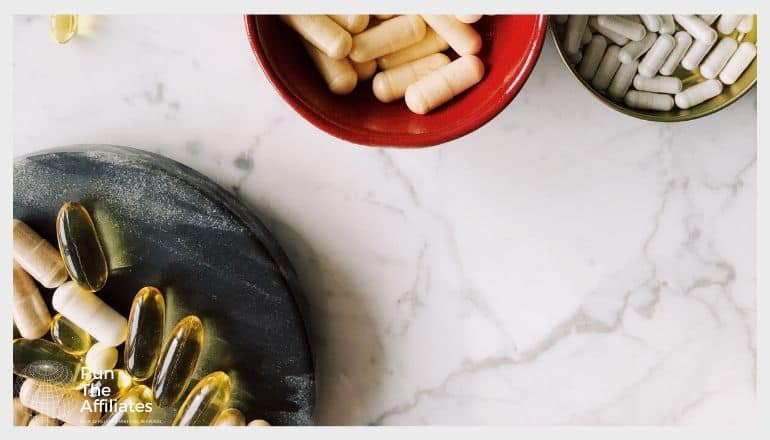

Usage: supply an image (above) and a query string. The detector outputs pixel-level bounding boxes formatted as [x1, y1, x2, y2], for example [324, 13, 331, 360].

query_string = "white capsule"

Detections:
[303, 41, 358, 95]
[597, 15, 646, 41]
[716, 15, 745, 35]
[328, 15, 369, 34]
[404, 55, 484, 115]
[608, 60, 639, 100]
[420, 15, 481, 56]
[373, 53, 450, 103]
[591, 45, 622, 91]
[632, 74, 683, 94]
[85, 342, 119, 371]
[625, 90, 675, 111]
[554, 15, 569, 25]
[658, 15, 676, 34]
[351, 59, 377, 81]
[639, 15, 662, 32]
[674, 79, 723, 109]
[351, 15, 427, 62]
[681, 38, 716, 71]
[736, 15, 754, 34]
[719, 41, 757, 85]
[618, 32, 656, 64]
[699, 15, 720, 25]
[13, 219, 69, 289]
[699, 37, 738, 79]
[52, 281, 128, 347]
[589, 16, 629, 46]
[638, 34, 675, 78]
[578, 35, 608, 80]
[674, 15, 717, 44]
[659, 31, 693, 76]
[455, 15, 482, 24]
[377, 28, 448, 70]
[581, 27, 593, 46]
[13, 262, 52, 340]
[280, 15, 352, 60]
[563, 15, 589, 61]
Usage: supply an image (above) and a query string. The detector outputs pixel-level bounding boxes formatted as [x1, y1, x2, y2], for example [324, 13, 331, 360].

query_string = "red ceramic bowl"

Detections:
[245, 15, 547, 147]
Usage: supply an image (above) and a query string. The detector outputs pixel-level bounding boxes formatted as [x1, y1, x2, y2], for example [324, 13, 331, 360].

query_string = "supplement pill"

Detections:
[373, 53, 450, 103]
[14, 397, 32, 426]
[56, 201, 108, 292]
[124, 286, 165, 382]
[20, 379, 101, 425]
[351, 59, 377, 80]
[13, 262, 52, 340]
[591, 45, 621, 91]
[618, 32, 656, 63]
[674, 15, 717, 44]
[716, 15, 745, 35]
[377, 28, 448, 70]
[581, 28, 593, 46]
[700, 15, 720, 25]
[248, 419, 271, 426]
[52, 281, 128, 347]
[588, 16, 629, 46]
[607, 60, 639, 100]
[85, 342, 118, 372]
[13, 338, 84, 388]
[736, 15, 754, 34]
[639, 15, 662, 32]
[214, 408, 246, 426]
[658, 15, 676, 35]
[632, 74, 683, 94]
[564, 15, 590, 60]
[101, 385, 154, 426]
[455, 14, 482, 24]
[675, 79, 723, 109]
[328, 15, 369, 34]
[28, 414, 60, 426]
[578, 35, 608, 81]
[404, 55, 485, 115]
[421, 15, 482, 56]
[719, 42, 757, 85]
[553, 15, 569, 25]
[49, 15, 78, 44]
[699, 37, 738, 79]
[597, 15, 646, 41]
[681, 38, 716, 71]
[51, 313, 92, 356]
[85, 369, 133, 400]
[638, 34, 675, 78]
[659, 31, 693, 76]
[375, 15, 394, 20]
[350, 15, 426, 62]
[624, 90, 675, 111]
[13, 219, 68, 289]
[280, 15, 352, 60]
[302, 41, 358, 95]
[173, 371, 233, 426]
[152, 315, 204, 407]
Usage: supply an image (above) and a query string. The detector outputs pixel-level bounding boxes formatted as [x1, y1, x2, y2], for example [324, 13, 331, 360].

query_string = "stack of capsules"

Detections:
[281, 14, 486, 114]
[12, 202, 269, 427]
[556, 14, 757, 111]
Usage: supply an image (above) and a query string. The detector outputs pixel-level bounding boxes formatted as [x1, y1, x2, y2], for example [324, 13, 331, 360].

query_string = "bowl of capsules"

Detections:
[245, 14, 548, 147]
[551, 14, 757, 121]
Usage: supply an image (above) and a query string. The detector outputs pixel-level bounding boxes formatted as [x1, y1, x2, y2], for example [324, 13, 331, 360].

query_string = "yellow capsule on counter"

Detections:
[124, 287, 165, 382]
[100, 385, 155, 426]
[20, 379, 101, 426]
[85, 368, 134, 400]
[173, 371, 232, 426]
[214, 407, 246, 426]
[56, 201, 109, 292]
[51, 313, 92, 356]
[50, 15, 78, 44]
[152, 315, 204, 407]
[13, 338, 85, 388]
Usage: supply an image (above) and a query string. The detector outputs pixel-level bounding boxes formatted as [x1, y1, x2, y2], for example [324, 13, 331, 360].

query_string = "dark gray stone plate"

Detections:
[13, 145, 314, 425]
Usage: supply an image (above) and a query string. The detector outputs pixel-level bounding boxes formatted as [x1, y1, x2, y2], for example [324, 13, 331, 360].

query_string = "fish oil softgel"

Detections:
[556, 14, 756, 111]
[172, 371, 232, 426]
[152, 316, 204, 407]
[50, 15, 78, 44]
[50, 313, 92, 355]
[100, 385, 155, 426]
[56, 201, 109, 292]
[214, 408, 246, 426]
[124, 287, 165, 381]
[284, 14, 486, 113]
[85, 369, 134, 401]
[13, 338, 84, 388]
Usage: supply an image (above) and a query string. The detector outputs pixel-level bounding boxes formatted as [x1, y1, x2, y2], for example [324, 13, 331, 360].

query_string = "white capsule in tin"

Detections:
[674, 15, 717, 44]
[716, 15, 745, 35]
[639, 15, 662, 32]
[597, 15, 646, 41]
[632, 74, 682, 94]
[581, 27, 593, 46]
[699, 37, 738, 79]
[608, 60, 638, 100]
[625, 90, 674, 111]
[589, 16, 629, 46]
[553, 15, 569, 25]
[564, 15, 589, 61]
[719, 41, 757, 85]
[618, 33, 656, 64]
[591, 45, 621, 91]
[674, 79, 723, 109]
[578, 34, 607, 81]
[736, 15, 754, 34]
[681, 38, 716, 71]
[638, 34, 675, 78]
[658, 15, 676, 34]
[659, 31, 693, 76]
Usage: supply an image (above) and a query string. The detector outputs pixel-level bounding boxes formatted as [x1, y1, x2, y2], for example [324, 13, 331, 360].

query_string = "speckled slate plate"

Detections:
[13, 145, 314, 425]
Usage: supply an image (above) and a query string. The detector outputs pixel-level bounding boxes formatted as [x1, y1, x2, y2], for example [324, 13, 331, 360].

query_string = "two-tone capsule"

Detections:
[172, 371, 232, 426]
[13, 338, 84, 388]
[125, 287, 166, 382]
[152, 315, 204, 407]
[56, 201, 109, 292]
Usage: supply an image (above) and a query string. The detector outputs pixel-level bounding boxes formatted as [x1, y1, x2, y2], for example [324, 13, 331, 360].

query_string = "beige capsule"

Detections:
[281, 15, 352, 60]
[13, 219, 68, 289]
[12, 261, 52, 339]
[19, 379, 101, 426]
[214, 408, 246, 426]
[405, 55, 485, 115]
[377, 28, 449, 70]
[349, 15, 426, 63]
[248, 419, 271, 426]
[14, 397, 32, 426]
[375, 15, 394, 20]
[28, 414, 60, 426]
[303, 40, 358, 95]
[328, 15, 369, 34]
[455, 14, 482, 24]
[52, 281, 128, 347]
[421, 15, 482, 56]
[373, 53, 451, 103]
[85, 342, 119, 371]
[351, 58, 377, 81]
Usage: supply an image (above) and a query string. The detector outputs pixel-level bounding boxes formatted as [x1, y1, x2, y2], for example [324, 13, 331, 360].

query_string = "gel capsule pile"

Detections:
[555, 14, 756, 111]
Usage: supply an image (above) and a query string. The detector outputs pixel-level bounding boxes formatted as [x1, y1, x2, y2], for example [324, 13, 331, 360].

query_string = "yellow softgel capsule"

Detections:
[13, 338, 85, 388]
[56, 201, 109, 292]
[213, 408, 246, 426]
[173, 371, 232, 426]
[152, 316, 204, 407]
[248, 419, 271, 426]
[50, 15, 78, 44]
[124, 287, 165, 382]
[85, 369, 134, 401]
[51, 313, 92, 356]
[100, 385, 155, 426]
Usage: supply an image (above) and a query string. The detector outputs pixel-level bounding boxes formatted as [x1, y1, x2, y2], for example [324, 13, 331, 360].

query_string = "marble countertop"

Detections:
[13, 15, 756, 425]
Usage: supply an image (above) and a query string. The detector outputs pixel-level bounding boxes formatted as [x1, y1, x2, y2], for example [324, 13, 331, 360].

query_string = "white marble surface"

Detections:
[13, 15, 756, 425]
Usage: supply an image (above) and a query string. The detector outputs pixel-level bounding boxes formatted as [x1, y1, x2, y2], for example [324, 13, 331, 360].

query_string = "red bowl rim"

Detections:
[244, 15, 548, 148]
